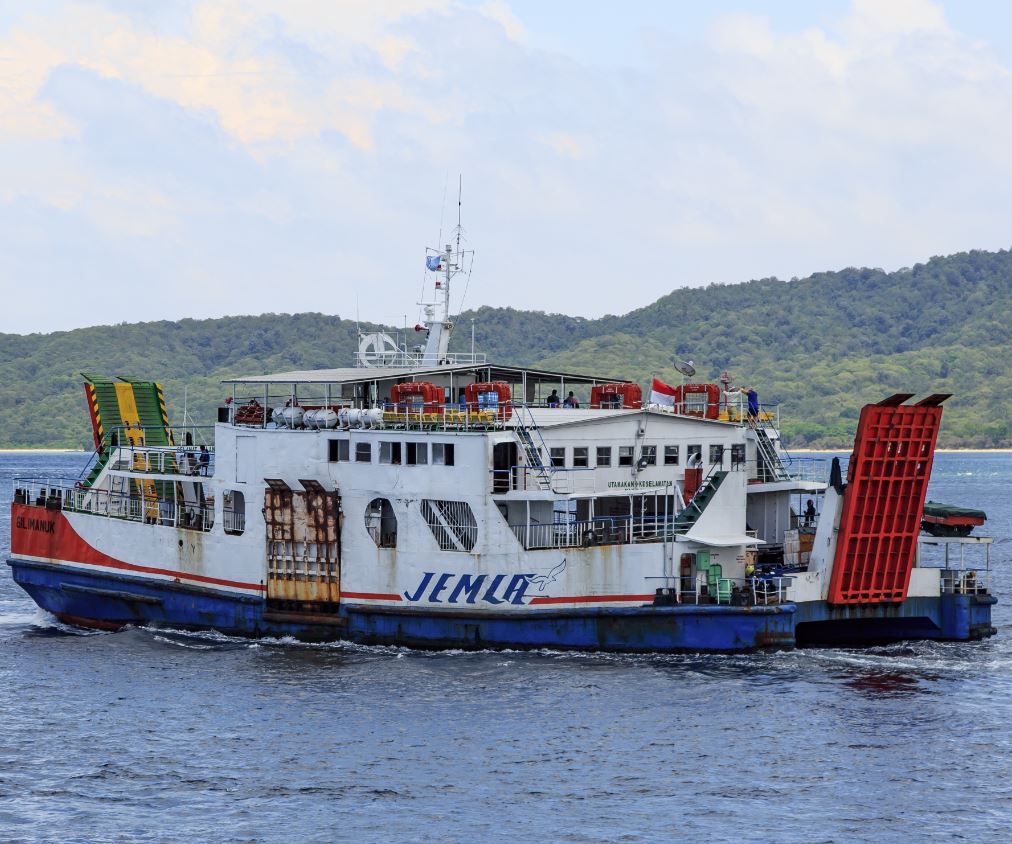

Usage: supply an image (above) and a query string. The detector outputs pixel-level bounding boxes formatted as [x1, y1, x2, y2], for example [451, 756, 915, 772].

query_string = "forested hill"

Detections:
[3, 248, 1011, 449]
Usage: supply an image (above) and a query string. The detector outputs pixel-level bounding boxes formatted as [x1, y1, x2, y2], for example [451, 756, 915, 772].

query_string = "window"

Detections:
[709, 444, 724, 466]
[432, 443, 455, 466]
[223, 490, 245, 535]
[328, 439, 350, 462]
[687, 444, 702, 466]
[640, 445, 657, 466]
[619, 446, 634, 467]
[406, 442, 428, 465]
[421, 499, 477, 551]
[596, 446, 612, 467]
[550, 447, 566, 468]
[572, 447, 589, 468]
[355, 442, 371, 463]
[379, 441, 402, 464]
[731, 443, 746, 469]
[664, 445, 679, 466]
[365, 497, 397, 548]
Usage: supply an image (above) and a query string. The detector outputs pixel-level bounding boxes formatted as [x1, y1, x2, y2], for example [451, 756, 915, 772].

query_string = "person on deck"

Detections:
[198, 445, 210, 475]
[804, 499, 817, 526]
[563, 391, 580, 408]
[746, 386, 759, 420]
[546, 389, 561, 408]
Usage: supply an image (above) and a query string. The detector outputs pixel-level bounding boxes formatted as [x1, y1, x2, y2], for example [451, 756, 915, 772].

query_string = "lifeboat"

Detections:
[463, 381, 512, 420]
[590, 383, 642, 409]
[672, 383, 720, 419]
[390, 381, 443, 420]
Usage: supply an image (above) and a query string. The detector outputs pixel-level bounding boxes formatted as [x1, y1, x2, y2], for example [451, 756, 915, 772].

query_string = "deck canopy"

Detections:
[222, 363, 628, 389]
[222, 362, 639, 413]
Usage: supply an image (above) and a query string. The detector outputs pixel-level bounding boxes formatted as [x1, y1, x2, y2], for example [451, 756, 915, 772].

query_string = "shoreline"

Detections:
[0, 448, 86, 453]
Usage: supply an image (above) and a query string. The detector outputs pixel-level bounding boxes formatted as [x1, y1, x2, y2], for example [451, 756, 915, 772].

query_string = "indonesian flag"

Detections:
[650, 377, 678, 408]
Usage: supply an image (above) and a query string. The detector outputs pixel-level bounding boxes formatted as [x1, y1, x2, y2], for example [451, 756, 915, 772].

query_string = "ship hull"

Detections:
[7, 558, 994, 651]
[793, 593, 997, 645]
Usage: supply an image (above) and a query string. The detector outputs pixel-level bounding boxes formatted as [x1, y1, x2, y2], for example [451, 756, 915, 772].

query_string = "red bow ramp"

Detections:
[827, 394, 949, 605]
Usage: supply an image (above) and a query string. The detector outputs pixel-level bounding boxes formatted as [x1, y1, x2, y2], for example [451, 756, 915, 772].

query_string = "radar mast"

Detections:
[355, 176, 476, 368]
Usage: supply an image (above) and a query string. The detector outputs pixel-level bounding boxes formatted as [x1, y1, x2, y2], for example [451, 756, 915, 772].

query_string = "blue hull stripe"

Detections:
[6, 558, 995, 651]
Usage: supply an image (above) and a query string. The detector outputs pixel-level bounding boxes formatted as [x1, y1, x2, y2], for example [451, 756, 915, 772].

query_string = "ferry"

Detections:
[6, 231, 997, 651]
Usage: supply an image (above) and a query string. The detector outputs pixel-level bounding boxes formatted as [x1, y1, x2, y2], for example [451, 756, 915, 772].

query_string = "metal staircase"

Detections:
[671, 468, 728, 535]
[747, 415, 791, 482]
[82, 446, 112, 488]
[511, 403, 553, 490]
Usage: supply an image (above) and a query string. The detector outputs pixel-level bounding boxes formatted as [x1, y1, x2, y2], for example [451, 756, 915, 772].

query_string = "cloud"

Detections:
[2, 0, 1012, 335]
[539, 131, 592, 161]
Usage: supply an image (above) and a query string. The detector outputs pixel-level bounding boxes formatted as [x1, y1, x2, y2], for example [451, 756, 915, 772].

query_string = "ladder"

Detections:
[512, 403, 553, 490]
[747, 415, 791, 482]
[671, 467, 729, 535]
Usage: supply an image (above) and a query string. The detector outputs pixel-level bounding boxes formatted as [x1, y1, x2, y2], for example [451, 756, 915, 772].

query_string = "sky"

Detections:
[3, 0, 1012, 334]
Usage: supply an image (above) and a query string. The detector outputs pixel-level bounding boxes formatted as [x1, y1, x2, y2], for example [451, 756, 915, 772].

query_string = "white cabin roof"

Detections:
[222, 362, 630, 387]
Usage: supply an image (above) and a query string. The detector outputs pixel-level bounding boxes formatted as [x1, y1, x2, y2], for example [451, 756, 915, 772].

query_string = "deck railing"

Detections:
[780, 457, 830, 483]
[652, 574, 794, 607]
[13, 478, 214, 533]
[101, 424, 215, 449]
[353, 350, 488, 368]
[223, 508, 245, 535]
[106, 444, 215, 478]
[509, 513, 755, 551]
[917, 535, 993, 595]
[938, 568, 991, 595]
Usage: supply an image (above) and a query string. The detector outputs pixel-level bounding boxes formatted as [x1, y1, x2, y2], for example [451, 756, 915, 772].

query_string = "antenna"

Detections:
[418, 175, 475, 366]
[456, 174, 462, 259]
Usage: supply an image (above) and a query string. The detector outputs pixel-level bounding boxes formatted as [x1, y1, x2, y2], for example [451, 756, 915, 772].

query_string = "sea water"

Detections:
[1, 452, 1010, 842]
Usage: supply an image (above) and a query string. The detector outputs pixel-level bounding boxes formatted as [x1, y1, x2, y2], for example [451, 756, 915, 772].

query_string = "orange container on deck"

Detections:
[463, 381, 512, 419]
[672, 384, 721, 419]
[590, 383, 642, 409]
[390, 381, 443, 412]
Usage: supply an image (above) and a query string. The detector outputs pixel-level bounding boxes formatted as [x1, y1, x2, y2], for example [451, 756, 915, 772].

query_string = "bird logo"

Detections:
[528, 558, 567, 592]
